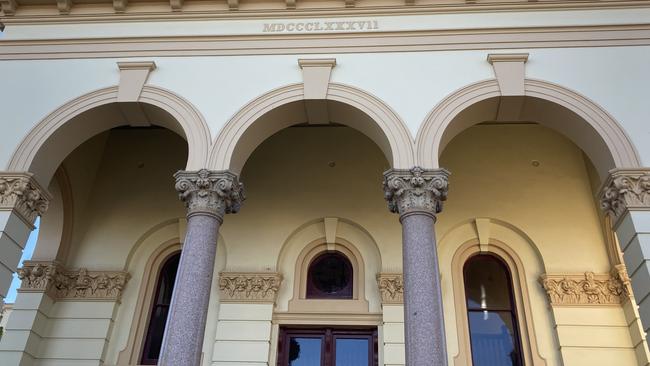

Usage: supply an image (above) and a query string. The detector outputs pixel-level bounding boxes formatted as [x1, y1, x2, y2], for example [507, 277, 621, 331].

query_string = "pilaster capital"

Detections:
[599, 169, 650, 224]
[17, 261, 130, 301]
[174, 169, 245, 220]
[382, 167, 450, 218]
[0, 172, 51, 225]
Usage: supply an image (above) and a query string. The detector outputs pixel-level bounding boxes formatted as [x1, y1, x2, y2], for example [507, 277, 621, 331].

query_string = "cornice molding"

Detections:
[3, 1, 650, 23]
[1, 24, 650, 60]
[376, 273, 403, 304]
[539, 265, 632, 306]
[218, 272, 282, 303]
[600, 168, 650, 225]
[17, 260, 130, 301]
[383, 167, 450, 218]
[0, 172, 51, 226]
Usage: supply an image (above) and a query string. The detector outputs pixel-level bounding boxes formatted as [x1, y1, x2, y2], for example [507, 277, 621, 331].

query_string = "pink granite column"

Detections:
[383, 167, 450, 366]
[159, 169, 244, 366]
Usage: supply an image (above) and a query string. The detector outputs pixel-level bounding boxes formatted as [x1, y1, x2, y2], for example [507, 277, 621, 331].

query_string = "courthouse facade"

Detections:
[1, 1, 650, 365]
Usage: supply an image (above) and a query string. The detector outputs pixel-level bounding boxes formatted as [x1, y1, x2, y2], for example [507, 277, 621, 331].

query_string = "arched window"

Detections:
[463, 254, 523, 366]
[306, 251, 353, 299]
[140, 252, 180, 365]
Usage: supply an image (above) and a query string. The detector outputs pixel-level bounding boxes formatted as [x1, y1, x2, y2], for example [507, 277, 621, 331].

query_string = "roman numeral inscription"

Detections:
[263, 20, 379, 33]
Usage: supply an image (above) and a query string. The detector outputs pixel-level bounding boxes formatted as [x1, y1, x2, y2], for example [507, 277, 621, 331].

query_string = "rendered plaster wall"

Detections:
[2, 123, 638, 365]
[212, 304, 273, 366]
[439, 124, 637, 366]
[1, 37, 650, 169]
[382, 305, 405, 366]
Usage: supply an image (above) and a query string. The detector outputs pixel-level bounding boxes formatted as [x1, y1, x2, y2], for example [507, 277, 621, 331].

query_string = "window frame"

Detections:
[140, 251, 181, 365]
[462, 254, 524, 366]
[451, 239, 546, 366]
[306, 251, 354, 300]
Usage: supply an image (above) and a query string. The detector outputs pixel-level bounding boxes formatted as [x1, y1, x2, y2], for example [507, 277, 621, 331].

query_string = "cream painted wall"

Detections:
[4, 122, 636, 364]
[439, 124, 611, 273]
[1, 44, 650, 170]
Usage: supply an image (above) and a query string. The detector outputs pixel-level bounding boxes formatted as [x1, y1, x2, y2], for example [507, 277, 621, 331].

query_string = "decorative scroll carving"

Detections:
[383, 167, 450, 217]
[174, 169, 245, 220]
[17, 261, 130, 301]
[539, 265, 632, 306]
[219, 272, 282, 303]
[600, 169, 650, 223]
[0, 173, 50, 224]
[377, 273, 403, 304]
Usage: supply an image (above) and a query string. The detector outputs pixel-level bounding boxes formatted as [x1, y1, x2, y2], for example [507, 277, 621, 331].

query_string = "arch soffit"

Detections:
[208, 83, 415, 173]
[415, 78, 641, 176]
[7, 85, 211, 185]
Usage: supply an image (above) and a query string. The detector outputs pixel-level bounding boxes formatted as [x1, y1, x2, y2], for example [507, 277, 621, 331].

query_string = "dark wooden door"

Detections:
[277, 327, 378, 366]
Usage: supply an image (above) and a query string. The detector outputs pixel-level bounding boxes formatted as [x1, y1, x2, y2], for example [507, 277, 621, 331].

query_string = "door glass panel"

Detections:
[289, 337, 322, 366]
[468, 311, 521, 366]
[335, 338, 369, 366]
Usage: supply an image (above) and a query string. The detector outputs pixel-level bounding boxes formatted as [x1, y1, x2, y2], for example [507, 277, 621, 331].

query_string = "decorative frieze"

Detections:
[600, 169, 650, 223]
[0, 173, 51, 225]
[383, 167, 450, 217]
[174, 169, 245, 220]
[539, 265, 632, 306]
[17, 261, 130, 301]
[219, 272, 282, 303]
[377, 273, 403, 304]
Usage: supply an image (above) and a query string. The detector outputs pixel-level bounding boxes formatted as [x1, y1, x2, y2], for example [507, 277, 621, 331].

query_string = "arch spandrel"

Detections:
[208, 82, 415, 173]
[7, 85, 211, 187]
[415, 78, 642, 181]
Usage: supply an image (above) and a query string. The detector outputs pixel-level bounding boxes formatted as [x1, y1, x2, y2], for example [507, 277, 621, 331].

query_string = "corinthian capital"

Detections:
[174, 169, 245, 219]
[383, 167, 450, 217]
[0, 172, 51, 225]
[600, 169, 650, 223]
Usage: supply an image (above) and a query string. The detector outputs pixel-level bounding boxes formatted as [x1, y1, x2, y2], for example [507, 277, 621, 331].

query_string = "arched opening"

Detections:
[209, 83, 415, 173]
[1, 88, 195, 364]
[434, 81, 644, 365]
[463, 254, 523, 366]
[213, 87, 402, 365]
[141, 251, 180, 365]
[416, 80, 641, 181]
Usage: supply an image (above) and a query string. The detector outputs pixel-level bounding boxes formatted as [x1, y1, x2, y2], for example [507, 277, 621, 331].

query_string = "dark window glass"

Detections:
[464, 255, 524, 366]
[306, 251, 353, 299]
[278, 328, 377, 366]
[141, 252, 180, 365]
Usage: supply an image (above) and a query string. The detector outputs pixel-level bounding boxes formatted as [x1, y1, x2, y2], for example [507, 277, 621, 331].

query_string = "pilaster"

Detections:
[0, 172, 51, 305]
[600, 168, 650, 336]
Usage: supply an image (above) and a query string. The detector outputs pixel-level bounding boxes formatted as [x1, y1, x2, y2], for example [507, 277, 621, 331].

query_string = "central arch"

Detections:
[208, 83, 415, 173]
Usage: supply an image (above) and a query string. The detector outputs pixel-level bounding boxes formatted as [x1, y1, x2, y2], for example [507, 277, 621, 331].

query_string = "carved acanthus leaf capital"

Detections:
[599, 169, 650, 223]
[18, 261, 130, 301]
[174, 169, 245, 219]
[218, 272, 282, 303]
[383, 167, 450, 217]
[0, 172, 51, 225]
[376, 273, 403, 304]
[539, 266, 632, 306]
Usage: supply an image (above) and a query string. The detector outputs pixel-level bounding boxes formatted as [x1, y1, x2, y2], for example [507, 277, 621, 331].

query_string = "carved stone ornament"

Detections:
[174, 169, 245, 219]
[17, 261, 130, 301]
[600, 169, 650, 223]
[376, 273, 403, 304]
[219, 272, 282, 303]
[382, 167, 450, 217]
[539, 265, 632, 306]
[0, 172, 51, 225]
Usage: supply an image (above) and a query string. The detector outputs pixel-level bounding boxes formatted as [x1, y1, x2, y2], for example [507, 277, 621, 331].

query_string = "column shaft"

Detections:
[383, 167, 450, 366]
[159, 213, 220, 366]
[159, 169, 244, 366]
[401, 212, 447, 365]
